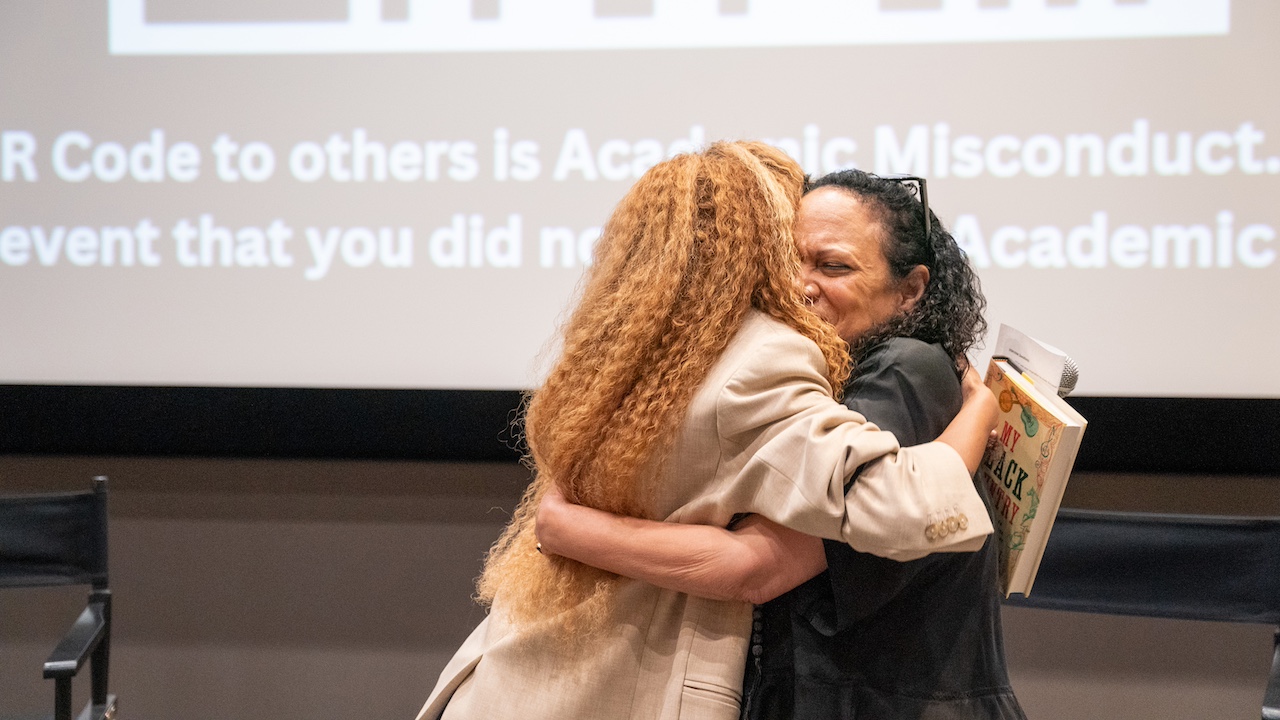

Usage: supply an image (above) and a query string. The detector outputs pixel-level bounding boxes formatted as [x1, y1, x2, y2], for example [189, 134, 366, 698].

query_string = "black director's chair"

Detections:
[0, 475, 116, 720]
[1005, 508, 1280, 720]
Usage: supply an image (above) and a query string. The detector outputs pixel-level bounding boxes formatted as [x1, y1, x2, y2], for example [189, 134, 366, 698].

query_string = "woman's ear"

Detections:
[898, 265, 930, 313]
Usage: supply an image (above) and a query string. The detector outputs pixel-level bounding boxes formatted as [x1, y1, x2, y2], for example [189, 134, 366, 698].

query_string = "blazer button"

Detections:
[925, 523, 938, 541]
[958, 514, 969, 530]
[946, 516, 960, 534]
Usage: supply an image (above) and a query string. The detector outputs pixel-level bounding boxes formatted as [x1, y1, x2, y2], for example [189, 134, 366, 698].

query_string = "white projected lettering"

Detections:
[6, 0, 1278, 395]
[954, 211, 1276, 270]
[2, 209, 1273, 275]
[873, 121, 1274, 180]
[107, 0, 1230, 55]
[4, 117, 1277, 279]
[12, 120, 1273, 188]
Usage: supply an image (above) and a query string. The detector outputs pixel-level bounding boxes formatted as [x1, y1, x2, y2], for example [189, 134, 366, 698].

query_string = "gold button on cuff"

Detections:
[958, 514, 969, 530]
[925, 523, 939, 541]
[946, 517, 960, 534]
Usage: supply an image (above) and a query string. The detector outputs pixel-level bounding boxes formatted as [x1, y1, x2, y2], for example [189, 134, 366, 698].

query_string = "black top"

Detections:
[742, 337, 1025, 720]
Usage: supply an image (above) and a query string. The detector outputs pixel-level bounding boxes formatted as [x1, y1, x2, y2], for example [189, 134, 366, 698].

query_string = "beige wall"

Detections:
[1, 456, 1275, 719]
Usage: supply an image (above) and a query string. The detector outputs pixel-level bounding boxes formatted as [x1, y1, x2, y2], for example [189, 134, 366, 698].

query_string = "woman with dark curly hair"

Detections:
[804, 169, 987, 376]
[537, 169, 1026, 719]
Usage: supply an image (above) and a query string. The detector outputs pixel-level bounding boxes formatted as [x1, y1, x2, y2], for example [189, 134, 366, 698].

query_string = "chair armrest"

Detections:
[1264, 627, 1280, 720]
[43, 601, 107, 679]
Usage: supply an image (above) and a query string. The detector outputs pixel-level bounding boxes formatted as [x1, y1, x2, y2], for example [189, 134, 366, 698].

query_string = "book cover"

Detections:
[982, 356, 1087, 597]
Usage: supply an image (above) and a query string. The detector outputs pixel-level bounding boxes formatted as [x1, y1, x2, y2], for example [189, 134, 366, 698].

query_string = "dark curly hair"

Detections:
[806, 169, 987, 377]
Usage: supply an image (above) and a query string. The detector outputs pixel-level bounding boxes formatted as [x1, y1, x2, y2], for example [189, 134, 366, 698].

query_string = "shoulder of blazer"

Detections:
[714, 311, 832, 389]
[708, 312, 841, 444]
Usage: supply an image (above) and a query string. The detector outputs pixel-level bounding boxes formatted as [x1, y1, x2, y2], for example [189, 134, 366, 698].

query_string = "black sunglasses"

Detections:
[880, 174, 931, 241]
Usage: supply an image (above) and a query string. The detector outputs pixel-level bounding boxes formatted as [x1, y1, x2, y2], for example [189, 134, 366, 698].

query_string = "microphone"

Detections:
[1057, 357, 1079, 398]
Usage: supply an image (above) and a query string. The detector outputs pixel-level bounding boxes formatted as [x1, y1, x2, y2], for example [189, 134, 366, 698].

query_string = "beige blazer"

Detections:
[417, 311, 993, 720]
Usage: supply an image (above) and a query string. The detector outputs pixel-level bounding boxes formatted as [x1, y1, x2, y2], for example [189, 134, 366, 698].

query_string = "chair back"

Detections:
[0, 477, 109, 590]
[1006, 508, 1280, 719]
[1007, 508, 1280, 623]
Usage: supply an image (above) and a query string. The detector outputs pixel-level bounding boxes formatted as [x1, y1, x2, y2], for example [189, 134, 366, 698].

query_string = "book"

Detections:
[981, 328, 1088, 597]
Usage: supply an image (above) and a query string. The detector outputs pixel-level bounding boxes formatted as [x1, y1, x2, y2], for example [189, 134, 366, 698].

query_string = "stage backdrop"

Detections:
[2, 1, 1277, 398]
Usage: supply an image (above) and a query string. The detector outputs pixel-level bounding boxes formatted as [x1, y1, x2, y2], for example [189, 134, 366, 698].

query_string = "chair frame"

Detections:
[0, 475, 116, 720]
[1006, 508, 1280, 720]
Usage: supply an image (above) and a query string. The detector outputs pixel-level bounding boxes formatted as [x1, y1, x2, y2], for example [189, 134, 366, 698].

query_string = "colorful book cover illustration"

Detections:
[982, 356, 1086, 597]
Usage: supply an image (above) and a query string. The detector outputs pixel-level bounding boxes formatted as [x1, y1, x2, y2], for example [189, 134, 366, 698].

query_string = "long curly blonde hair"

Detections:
[477, 141, 850, 634]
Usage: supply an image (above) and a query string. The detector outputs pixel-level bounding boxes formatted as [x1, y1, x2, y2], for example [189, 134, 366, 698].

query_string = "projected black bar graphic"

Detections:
[593, 1, 748, 18]
[141, 0, 347, 22]
[594, 0, 654, 17]
[471, 0, 498, 20]
[882, 0, 1147, 8]
[879, 0, 942, 9]
[383, 0, 409, 21]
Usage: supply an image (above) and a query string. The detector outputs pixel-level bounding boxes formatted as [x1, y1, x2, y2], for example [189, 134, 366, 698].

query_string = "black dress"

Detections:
[741, 338, 1026, 720]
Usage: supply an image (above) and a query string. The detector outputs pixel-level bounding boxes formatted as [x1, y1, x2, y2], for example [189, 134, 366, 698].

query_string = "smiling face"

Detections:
[796, 186, 928, 345]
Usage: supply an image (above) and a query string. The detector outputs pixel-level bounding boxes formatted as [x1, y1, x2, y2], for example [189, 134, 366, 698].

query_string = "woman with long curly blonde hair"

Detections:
[477, 140, 848, 633]
[418, 142, 996, 720]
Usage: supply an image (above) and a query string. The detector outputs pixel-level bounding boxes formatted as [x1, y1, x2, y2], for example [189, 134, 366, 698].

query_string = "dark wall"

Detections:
[1, 456, 1277, 720]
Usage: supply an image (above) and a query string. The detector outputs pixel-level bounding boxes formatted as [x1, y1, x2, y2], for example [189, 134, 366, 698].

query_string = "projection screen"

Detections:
[2, 0, 1276, 398]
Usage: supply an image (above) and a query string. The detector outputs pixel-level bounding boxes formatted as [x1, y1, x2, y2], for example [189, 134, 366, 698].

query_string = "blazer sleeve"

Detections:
[712, 325, 991, 561]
